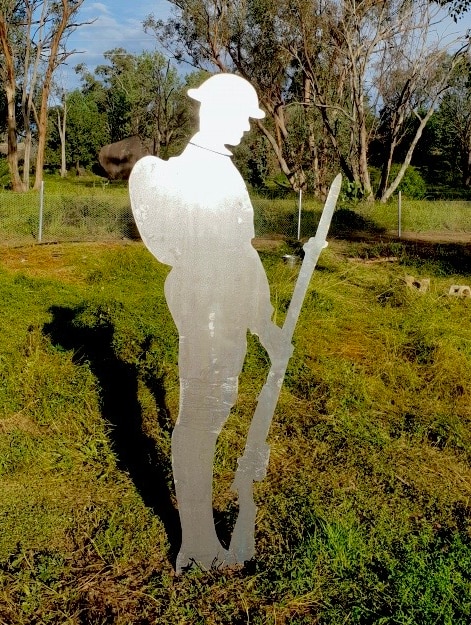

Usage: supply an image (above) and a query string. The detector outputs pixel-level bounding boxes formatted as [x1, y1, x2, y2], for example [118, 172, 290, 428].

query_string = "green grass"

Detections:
[353, 199, 471, 234]
[0, 235, 471, 623]
[1, 173, 471, 246]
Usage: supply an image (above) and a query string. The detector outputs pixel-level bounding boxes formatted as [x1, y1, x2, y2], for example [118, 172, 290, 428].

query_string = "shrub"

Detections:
[0, 157, 11, 189]
[390, 164, 427, 199]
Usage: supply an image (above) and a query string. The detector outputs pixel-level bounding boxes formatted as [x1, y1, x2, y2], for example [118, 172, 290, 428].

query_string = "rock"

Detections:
[405, 275, 430, 293]
[98, 136, 149, 180]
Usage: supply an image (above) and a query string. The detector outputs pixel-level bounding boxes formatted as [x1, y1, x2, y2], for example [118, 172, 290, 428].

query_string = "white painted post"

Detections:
[297, 188, 302, 240]
[398, 190, 402, 238]
[38, 181, 44, 243]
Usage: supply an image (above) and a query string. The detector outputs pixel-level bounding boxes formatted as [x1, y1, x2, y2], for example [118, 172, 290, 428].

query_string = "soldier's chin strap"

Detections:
[188, 141, 232, 157]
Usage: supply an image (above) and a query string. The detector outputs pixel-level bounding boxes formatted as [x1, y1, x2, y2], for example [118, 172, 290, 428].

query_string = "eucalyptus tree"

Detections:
[433, 59, 471, 187]
[144, 0, 325, 193]
[434, 0, 471, 18]
[76, 49, 193, 159]
[145, 0, 470, 200]
[260, 0, 469, 200]
[46, 88, 109, 173]
[0, 0, 25, 190]
[0, 0, 87, 191]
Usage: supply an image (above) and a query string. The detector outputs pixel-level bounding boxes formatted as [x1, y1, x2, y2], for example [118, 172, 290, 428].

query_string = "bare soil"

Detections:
[392, 230, 471, 244]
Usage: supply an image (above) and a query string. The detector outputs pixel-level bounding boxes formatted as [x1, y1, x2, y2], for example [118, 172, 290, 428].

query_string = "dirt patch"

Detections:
[0, 241, 134, 282]
[390, 230, 471, 244]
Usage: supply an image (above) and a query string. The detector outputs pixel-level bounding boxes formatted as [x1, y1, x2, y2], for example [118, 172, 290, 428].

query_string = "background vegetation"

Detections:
[0, 224, 470, 623]
[1, 1, 471, 201]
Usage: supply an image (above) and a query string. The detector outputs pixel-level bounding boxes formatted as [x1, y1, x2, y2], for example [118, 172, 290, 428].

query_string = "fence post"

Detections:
[297, 188, 302, 240]
[398, 190, 402, 238]
[38, 181, 44, 243]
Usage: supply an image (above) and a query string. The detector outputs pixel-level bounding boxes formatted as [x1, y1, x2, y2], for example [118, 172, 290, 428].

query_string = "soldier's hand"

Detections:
[261, 323, 293, 372]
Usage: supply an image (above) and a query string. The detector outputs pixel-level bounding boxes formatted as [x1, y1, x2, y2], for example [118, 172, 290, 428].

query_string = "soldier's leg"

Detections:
[172, 376, 238, 573]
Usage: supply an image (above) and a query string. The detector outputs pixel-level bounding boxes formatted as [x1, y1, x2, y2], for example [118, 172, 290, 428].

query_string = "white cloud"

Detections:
[62, 0, 170, 88]
[81, 2, 111, 16]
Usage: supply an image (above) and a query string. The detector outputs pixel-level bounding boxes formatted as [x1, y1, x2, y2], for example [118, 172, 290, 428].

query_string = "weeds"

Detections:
[0, 240, 470, 623]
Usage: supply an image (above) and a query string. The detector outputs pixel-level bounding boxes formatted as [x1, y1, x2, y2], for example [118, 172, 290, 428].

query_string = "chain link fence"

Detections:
[0, 186, 305, 248]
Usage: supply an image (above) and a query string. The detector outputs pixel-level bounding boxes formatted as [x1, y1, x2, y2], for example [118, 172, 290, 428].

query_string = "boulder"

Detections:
[98, 136, 149, 180]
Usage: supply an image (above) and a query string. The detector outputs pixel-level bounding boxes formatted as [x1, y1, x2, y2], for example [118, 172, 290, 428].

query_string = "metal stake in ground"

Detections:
[229, 173, 342, 563]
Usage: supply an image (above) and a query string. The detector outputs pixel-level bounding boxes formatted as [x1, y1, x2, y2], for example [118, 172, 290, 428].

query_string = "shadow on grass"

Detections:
[395, 239, 471, 275]
[43, 305, 181, 562]
[346, 234, 471, 275]
[255, 206, 386, 240]
[329, 207, 387, 238]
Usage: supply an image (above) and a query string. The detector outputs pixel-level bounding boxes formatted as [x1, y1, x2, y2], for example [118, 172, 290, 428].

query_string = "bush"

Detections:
[390, 164, 427, 199]
[0, 157, 11, 189]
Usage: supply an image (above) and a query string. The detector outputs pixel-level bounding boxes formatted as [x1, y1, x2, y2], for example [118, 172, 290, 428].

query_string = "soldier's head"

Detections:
[188, 74, 265, 146]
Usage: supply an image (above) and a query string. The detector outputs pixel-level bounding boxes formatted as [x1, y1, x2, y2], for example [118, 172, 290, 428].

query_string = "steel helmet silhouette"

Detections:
[188, 74, 265, 119]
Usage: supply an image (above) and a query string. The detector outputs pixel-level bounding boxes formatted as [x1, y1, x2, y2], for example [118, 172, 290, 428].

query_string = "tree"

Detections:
[0, 1, 24, 190]
[434, 0, 471, 18]
[0, 1, 88, 191]
[144, 1, 320, 193]
[55, 89, 67, 177]
[433, 59, 471, 187]
[277, 0, 470, 201]
[46, 89, 109, 172]
[377, 49, 469, 201]
[76, 49, 194, 158]
[144, 0, 470, 199]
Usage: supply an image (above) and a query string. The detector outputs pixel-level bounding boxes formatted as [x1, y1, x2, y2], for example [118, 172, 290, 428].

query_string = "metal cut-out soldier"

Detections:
[130, 74, 287, 573]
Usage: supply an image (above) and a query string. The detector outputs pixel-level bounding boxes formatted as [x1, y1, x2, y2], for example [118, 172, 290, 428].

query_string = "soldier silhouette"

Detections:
[130, 73, 287, 573]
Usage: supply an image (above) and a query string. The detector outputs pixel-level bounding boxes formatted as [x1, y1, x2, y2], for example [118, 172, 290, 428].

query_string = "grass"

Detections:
[352, 199, 471, 234]
[1, 173, 470, 246]
[0, 233, 471, 622]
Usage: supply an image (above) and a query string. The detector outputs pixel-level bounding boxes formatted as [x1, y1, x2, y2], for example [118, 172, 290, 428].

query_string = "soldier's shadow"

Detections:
[43, 305, 181, 561]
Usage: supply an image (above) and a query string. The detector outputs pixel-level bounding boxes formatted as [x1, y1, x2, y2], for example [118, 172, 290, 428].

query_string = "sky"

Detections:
[60, 1, 471, 90]
[59, 1, 172, 88]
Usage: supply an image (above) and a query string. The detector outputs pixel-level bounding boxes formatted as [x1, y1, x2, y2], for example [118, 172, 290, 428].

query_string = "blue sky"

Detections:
[61, 1, 172, 88]
[61, 1, 471, 90]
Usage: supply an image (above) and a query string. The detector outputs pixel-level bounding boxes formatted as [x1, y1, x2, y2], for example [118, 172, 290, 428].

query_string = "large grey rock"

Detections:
[98, 136, 149, 180]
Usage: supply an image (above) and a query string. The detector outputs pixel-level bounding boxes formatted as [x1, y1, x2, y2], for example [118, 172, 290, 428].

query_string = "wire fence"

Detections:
[0, 188, 137, 247]
[0, 187, 305, 248]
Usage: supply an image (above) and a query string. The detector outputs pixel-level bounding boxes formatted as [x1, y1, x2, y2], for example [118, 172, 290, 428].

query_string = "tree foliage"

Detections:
[0, 0, 88, 191]
[428, 59, 471, 188]
[434, 0, 471, 19]
[46, 89, 109, 172]
[75, 48, 194, 159]
[144, 0, 470, 200]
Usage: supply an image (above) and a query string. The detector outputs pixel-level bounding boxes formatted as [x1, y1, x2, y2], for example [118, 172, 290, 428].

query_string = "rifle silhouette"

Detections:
[229, 174, 342, 563]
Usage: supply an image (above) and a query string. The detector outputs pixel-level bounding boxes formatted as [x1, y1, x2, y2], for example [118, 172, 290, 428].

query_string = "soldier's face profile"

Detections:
[199, 104, 251, 147]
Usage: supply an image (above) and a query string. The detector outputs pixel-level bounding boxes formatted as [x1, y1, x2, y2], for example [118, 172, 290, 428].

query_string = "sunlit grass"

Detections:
[2, 176, 471, 246]
[0, 240, 470, 623]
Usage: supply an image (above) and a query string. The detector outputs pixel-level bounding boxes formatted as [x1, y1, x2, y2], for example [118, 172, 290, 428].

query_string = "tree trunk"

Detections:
[5, 84, 24, 192]
[34, 2, 79, 190]
[57, 103, 67, 177]
[358, 112, 373, 200]
[0, 18, 24, 192]
[377, 147, 395, 200]
[23, 128, 32, 189]
[462, 137, 471, 188]
[255, 119, 304, 192]
[380, 109, 435, 203]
